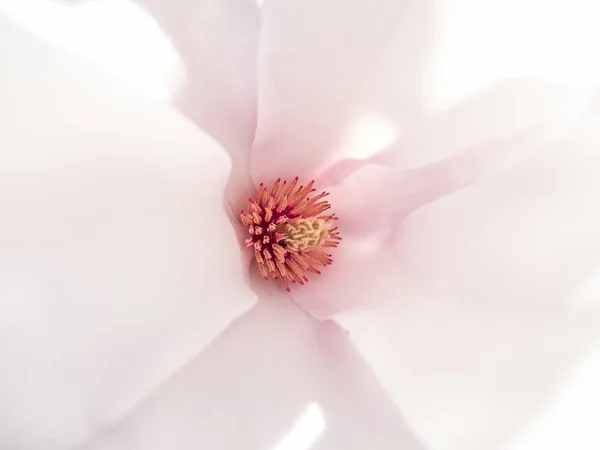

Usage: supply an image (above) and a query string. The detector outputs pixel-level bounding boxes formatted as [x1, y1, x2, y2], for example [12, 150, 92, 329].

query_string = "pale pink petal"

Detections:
[374, 79, 594, 170]
[250, 0, 599, 185]
[288, 84, 596, 318]
[316, 80, 593, 208]
[0, 19, 254, 449]
[329, 82, 596, 238]
[250, 0, 433, 183]
[337, 307, 600, 450]
[376, 113, 600, 311]
[135, 0, 259, 153]
[77, 293, 426, 450]
[134, 0, 261, 219]
[309, 113, 600, 448]
[1, 0, 259, 155]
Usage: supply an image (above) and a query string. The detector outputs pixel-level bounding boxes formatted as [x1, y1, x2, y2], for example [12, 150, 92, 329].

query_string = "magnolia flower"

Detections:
[2, 1, 600, 450]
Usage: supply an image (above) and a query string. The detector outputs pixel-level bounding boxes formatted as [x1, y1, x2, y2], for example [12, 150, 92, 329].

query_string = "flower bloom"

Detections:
[1, 1, 600, 450]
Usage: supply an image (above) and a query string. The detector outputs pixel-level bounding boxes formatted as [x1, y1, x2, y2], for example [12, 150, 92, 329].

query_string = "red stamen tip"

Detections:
[241, 177, 341, 293]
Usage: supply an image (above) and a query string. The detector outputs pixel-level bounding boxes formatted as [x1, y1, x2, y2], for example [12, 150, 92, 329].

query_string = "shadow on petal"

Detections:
[0, 16, 256, 449]
[76, 292, 427, 450]
[129, 0, 261, 216]
[392, 113, 600, 311]
[251, 0, 435, 183]
[292, 82, 599, 316]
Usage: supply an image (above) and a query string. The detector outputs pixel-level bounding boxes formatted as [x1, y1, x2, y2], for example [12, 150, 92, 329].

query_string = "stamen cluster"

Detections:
[241, 177, 341, 291]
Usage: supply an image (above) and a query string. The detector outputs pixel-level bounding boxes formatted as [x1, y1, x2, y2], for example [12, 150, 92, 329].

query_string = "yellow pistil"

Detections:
[283, 218, 335, 251]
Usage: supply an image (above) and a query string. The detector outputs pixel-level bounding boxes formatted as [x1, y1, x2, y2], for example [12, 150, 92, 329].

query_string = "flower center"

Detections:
[240, 177, 341, 291]
[283, 218, 334, 251]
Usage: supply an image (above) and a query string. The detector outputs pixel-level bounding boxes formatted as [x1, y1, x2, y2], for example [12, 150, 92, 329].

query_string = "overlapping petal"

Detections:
[133, 0, 262, 227]
[1, 0, 261, 216]
[250, 0, 600, 185]
[135, 0, 259, 154]
[0, 18, 255, 449]
[77, 283, 426, 450]
[250, 0, 433, 183]
[327, 115, 600, 448]
[339, 307, 600, 450]
[288, 82, 595, 317]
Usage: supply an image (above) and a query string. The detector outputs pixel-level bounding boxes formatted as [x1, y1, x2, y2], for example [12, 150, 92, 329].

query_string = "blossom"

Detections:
[1, 1, 600, 450]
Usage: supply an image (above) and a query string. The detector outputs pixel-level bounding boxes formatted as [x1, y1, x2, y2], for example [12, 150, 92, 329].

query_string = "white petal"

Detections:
[380, 114, 600, 312]
[0, 19, 255, 449]
[427, 0, 600, 109]
[338, 307, 600, 450]
[0, 0, 185, 102]
[136, 0, 259, 153]
[328, 82, 595, 239]
[77, 296, 426, 450]
[290, 91, 597, 319]
[1, 0, 259, 155]
[377, 79, 594, 170]
[131, 0, 261, 216]
[251, 0, 433, 183]
[503, 336, 600, 450]
[250, 0, 599, 185]
[328, 116, 600, 447]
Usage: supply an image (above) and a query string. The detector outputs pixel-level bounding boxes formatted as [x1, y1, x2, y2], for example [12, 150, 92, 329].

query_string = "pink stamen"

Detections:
[240, 177, 341, 292]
